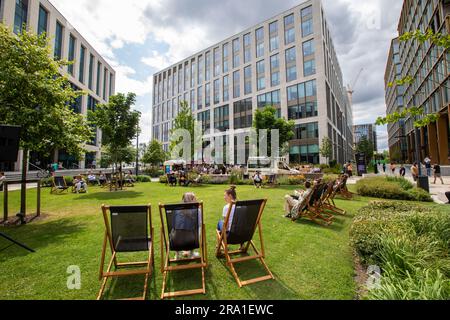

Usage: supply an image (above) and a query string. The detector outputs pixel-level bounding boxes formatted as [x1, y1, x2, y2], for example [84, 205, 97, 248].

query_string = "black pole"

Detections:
[136, 125, 139, 177]
[0, 233, 35, 253]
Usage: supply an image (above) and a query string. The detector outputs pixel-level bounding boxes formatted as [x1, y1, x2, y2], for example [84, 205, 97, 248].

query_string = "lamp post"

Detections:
[135, 125, 140, 177]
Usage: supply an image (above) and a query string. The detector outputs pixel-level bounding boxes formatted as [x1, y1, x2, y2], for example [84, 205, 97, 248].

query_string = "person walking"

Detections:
[399, 165, 406, 177]
[433, 163, 444, 185]
[424, 157, 432, 177]
[411, 163, 419, 182]
[382, 162, 387, 174]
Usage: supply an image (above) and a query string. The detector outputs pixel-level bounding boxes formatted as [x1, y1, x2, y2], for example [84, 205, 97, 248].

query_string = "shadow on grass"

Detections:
[0, 218, 85, 260]
[101, 273, 159, 300]
[75, 191, 145, 201]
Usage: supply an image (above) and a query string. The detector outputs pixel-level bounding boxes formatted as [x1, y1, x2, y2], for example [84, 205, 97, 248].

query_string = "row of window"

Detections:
[154, 5, 315, 105]
[13, 0, 113, 101]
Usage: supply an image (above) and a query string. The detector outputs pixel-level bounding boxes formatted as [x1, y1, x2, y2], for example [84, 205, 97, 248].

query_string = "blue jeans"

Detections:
[217, 220, 224, 232]
[427, 168, 432, 177]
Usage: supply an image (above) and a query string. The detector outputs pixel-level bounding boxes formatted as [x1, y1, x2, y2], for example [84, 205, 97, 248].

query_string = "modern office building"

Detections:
[353, 124, 378, 153]
[385, 38, 407, 162]
[151, 0, 353, 165]
[0, 0, 115, 171]
[385, 0, 450, 165]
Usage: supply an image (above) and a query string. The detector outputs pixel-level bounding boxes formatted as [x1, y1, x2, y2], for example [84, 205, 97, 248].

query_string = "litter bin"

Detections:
[417, 176, 430, 193]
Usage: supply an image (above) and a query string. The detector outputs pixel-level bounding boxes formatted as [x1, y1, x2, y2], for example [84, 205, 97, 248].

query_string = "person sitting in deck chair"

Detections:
[217, 186, 237, 233]
[74, 175, 88, 194]
[124, 170, 135, 187]
[87, 172, 98, 185]
[253, 171, 263, 189]
[98, 171, 107, 187]
[0, 172, 5, 192]
[173, 192, 202, 260]
[284, 181, 313, 219]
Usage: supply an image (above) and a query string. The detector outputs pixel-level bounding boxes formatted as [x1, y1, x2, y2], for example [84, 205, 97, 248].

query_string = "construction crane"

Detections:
[347, 68, 364, 106]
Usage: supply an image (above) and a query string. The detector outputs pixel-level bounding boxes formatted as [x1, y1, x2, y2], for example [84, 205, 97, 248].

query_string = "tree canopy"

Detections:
[142, 140, 167, 166]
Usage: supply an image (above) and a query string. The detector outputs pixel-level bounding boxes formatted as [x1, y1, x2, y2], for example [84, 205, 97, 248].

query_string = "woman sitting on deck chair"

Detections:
[217, 186, 237, 233]
[73, 175, 88, 194]
[252, 171, 263, 189]
[284, 181, 313, 219]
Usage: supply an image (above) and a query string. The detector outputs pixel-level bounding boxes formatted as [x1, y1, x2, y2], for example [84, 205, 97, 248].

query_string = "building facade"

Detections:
[385, 38, 407, 162]
[0, 0, 115, 171]
[151, 0, 353, 165]
[386, 0, 450, 165]
[353, 124, 378, 153]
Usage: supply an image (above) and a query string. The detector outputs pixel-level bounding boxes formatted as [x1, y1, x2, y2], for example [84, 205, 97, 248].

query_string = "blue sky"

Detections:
[51, 0, 403, 151]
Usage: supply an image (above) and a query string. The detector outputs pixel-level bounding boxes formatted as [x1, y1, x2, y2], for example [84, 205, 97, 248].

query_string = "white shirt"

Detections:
[222, 204, 236, 232]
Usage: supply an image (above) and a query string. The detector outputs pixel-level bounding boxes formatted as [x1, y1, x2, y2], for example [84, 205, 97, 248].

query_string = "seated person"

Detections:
[217, 186, 237, 233]
[0, 171, 5, 192]
[284, 181, 313, 219]
[168, 173, 177, 186]
[253, 172, 263, 188]
[87, 172, 98, 185]
[98, 171, 107, 186]
[172, 192, 202, 260]
[179, 172, 191, 187]
[73, 175, 88, 193]
[124, 171, 135, 187]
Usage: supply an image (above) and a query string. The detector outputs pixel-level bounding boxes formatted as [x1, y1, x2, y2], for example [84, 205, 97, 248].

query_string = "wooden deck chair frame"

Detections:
[300, 183, 334, 226]
[338, 175, 353, 199]
[98, 205, 154, 300]
[322, 181, 346, 215]
[216, 199, 274, 288]
[159, 202, 208, 299]
[50, 176, 69, 194]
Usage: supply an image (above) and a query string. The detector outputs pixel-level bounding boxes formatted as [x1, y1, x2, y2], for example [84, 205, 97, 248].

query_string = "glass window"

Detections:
[103, 68, 108, 100]
[244, 33, 252, 63]
[223, 43, 229, 73]
[270, 54, 280, 87]
[198, 86, 203, 110]
[233, 38, 240, 68]
[244, 65, 252, 95]
[303, 59, 316, 76]
[38, 5, 48, 36]
[68, 35, 76, 75]
[223, 75, 229, 102]
[14, 0, 28, 34]
[96, 62, 101, 96]
[214, 79, 220, 104]
[285, 28, 295, 45]
[256, 27, 264, 58]
[233, 71, 240, 99]
[301, 19, 313, 37]
[256, 60, 265, 91]
[303, 39, 315, 56]
[79, 46, 86, 83]
[54, 21, 64, 60]
[205, 83, 211, 108]
[301, 6, 313, 17]
[88, 54, 94, 90]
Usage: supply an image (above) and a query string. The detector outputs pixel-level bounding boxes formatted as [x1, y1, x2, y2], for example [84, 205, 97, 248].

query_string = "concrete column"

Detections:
[436, 114, 450, 165]
[427, 122, 439, 164]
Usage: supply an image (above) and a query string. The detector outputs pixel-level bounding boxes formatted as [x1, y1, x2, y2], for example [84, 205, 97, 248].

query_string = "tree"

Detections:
[142, 140, 167, 166]
[0, 24, 92, 218]
[169, 101, 197, 161]
[90, 92, 140, 188]
[253, 106, 295, 157]
[320, 137, 333, 165]
[356, 136, 374, 164]
[376, 29, 449, 128]
[101, 145, 136, 168]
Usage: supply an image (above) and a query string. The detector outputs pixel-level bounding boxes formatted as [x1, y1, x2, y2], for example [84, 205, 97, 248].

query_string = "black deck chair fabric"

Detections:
[164, 203, 200, 252]
[110, 206, 150, 252]
[227, 200, 264, 245]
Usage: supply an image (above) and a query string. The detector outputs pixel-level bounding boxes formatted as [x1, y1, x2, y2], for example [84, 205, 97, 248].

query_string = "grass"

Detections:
[0, 182, 436, 300]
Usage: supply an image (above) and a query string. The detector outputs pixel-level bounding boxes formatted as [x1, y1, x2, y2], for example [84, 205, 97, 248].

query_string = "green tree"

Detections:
[0, 24, 92, 217]
[90, 92, 140, 188]
[376, 30, 449, 128]
[169, 101, 197, 160]
[101, 145, 136, 168]
[253, 106, 295, 157]
[142, 140, 167, 166]
[356, 136, 375, 164]
[320, 137, 333, 165]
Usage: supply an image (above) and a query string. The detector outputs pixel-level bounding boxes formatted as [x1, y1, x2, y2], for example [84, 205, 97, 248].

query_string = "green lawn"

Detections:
[0, 183, 403, 300]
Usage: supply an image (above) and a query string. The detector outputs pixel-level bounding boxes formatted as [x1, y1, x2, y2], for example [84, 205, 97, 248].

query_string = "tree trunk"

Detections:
[20, 148, 28, 218]
[119, 163, 123, 191]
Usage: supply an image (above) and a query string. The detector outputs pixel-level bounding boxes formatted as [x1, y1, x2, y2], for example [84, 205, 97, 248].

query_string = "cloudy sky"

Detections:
[51, 0, 403, 151]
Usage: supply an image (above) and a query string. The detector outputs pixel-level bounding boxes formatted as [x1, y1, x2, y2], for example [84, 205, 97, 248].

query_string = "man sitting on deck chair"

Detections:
[284, 181, 313, 219]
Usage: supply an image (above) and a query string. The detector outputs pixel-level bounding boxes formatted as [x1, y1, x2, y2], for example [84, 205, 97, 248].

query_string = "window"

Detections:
[234, 98, 253, 129]
[303, 59, 316, 76]
[244, 66, 252, 95]
[269, 21, 279, 52]
[270, 54, 280, 87]
[223, 75, 229, 102]
[198, 86, 203, 110]
[109, 73, 114, 97]
[14, 0, 28, 34]
[68, 35, 76, 75]
[257, 90, 281, 117]
[205, 52, 211, 82]
[38, 5, 48, 35]
[96, 62, 101, 96]
[301, 6, 313, 37]
[256, 60, 266, 91]
[87, 96, 98, 145]
[214, 105, 230, 132]
[290, 144, 319, 164]
[233, 71, 240, 99]
[302, 39, 315, 56]
[256, 27, 264, 58]
[191, 60, 196, 87]
[287, 80, 317, 120]
[294, 122, 319, 139]
[233, 38, 240, 68]
[205, 83, 211, 108]
[284, 14, 295, 45]
[223, 43, 229, 73]
[303, 40, 315, 76]
[214, 47, 220, 77]
[190, 90, 195, 110]
[79, 46, 86, 83]
[285, 47, 297, 82]
[69, 83, 82, 113]
[103, 68, 108, 100]
[197, 110, 211, 133]
[244, 33, 252, 63]
[198, 55, 203, 84]
[214, 79, 220, 104]
[54, 21, 64, 60]
[88, 54, 94, 90]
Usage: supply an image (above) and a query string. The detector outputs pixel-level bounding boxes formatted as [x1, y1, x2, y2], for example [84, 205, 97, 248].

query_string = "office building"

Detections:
[353, 124, 378, 153]
[0, 0, 115, 171]
[152, 0, 353, 165]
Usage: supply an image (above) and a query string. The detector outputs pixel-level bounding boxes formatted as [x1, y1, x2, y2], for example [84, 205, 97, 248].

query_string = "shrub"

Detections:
[143, 167, 164, 178]
[356, 177, 432, 202]
[136, 175, 151, 183]
[159, 175, 168, 184]
[64, 176, 74, 186]
[288, 175, 306, 186]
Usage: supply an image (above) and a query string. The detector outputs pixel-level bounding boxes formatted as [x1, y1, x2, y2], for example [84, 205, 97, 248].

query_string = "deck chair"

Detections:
[159, 202, 207, 299]
[322, 181, 346, 215]
[337, 175, 353, 199]
[98, 205, 154, 300]
[298, 183, 334, 226]
[216, 199, 274, 288]
[50, 176, 69, 194]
